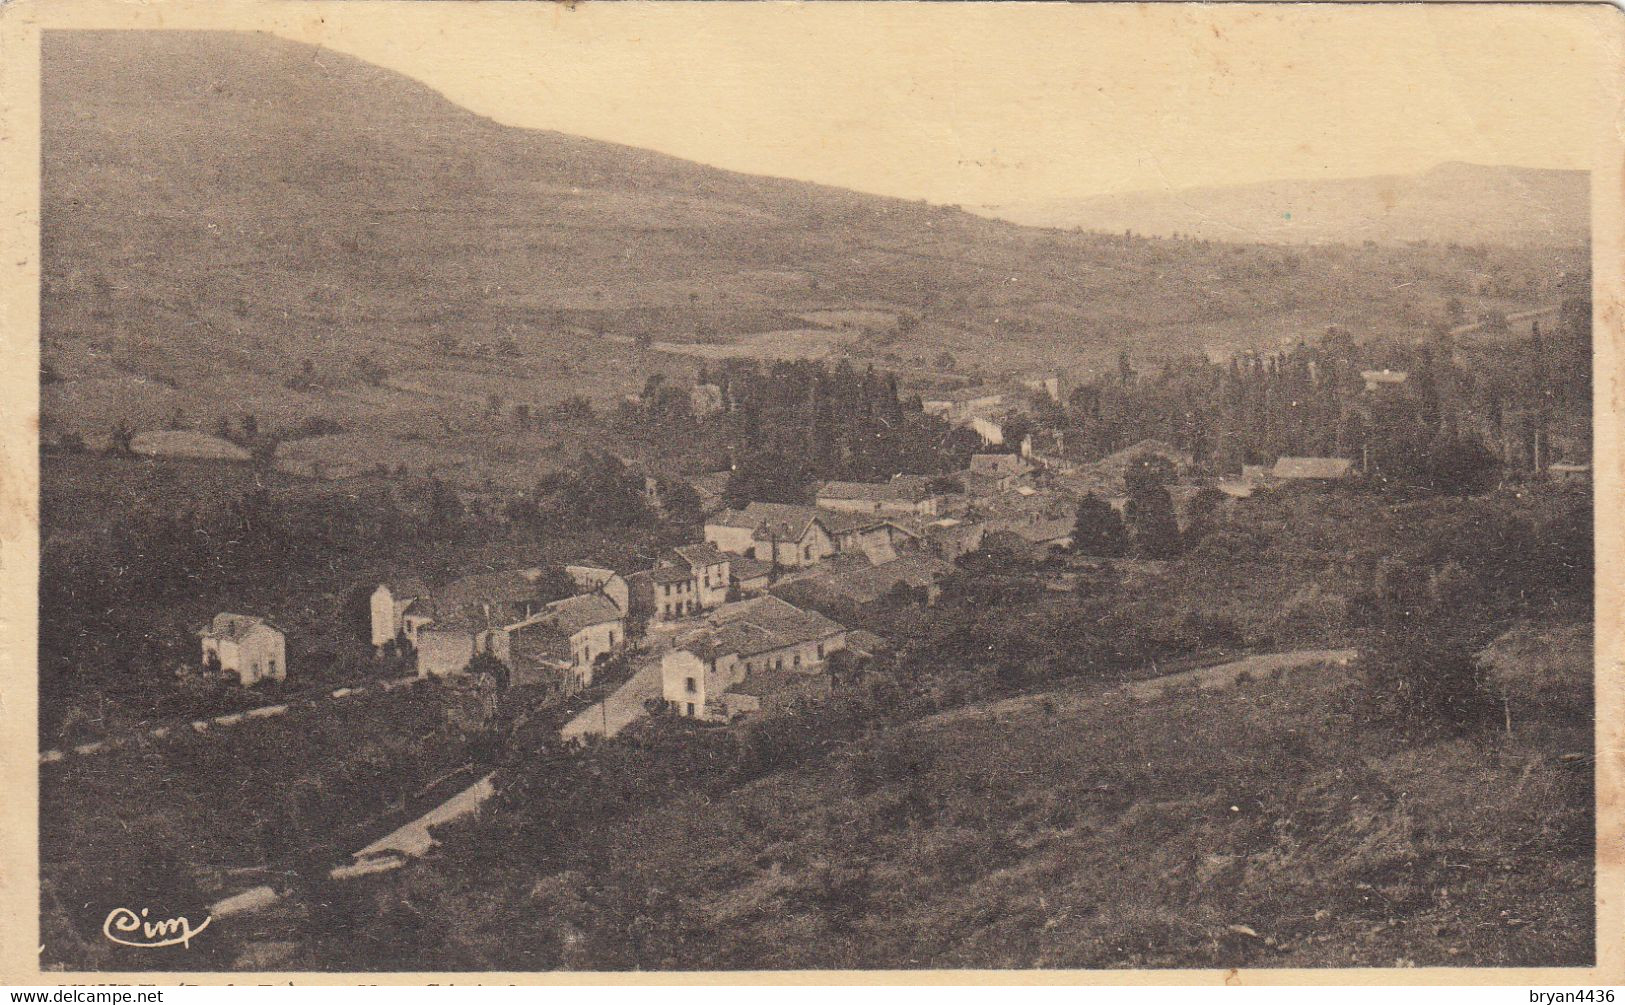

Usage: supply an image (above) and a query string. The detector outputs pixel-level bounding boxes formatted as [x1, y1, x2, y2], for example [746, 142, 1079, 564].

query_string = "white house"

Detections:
[411, 568, 560, 677]
[421, 589, 625, 689]
[641, 564, 704, 623]
[662, 543, 732, 611]
[201, 613, 286, 686]
[506, 591, 625, 692]
[660, 596, 847, 721]
[705, 503, 836, 569]
[370, 578, 431, 651]
[971, 415, 1006, 447]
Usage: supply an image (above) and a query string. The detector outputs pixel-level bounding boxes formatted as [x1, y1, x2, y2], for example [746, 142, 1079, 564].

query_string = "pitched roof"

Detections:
[432, 568, 544, 612]
[671, 543, 729, 568]
[508, 618, 571, 666]
[1272, 456, 1355, 480]
[650, 564, 696, 585]
[545, 592, 624, 635]
[564, 564, 620, 585]
[816, 476, 934, 502]
[847, 629, 890, 656]
[729, 556, 775, 581]
[678, 595, 844, 660]
[775, 553, 952, 606]
[713, 502, 826, 542]
[204, 613, 277, 642]
[817, 509, 915, 536]
[688, 471, 731, 497]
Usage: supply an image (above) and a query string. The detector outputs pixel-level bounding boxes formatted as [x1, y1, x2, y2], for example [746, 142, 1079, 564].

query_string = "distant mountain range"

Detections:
[983, 163, 1588, 247]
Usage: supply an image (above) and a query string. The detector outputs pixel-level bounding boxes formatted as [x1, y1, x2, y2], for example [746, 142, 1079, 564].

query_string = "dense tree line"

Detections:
[1055, 285, 1590, 491]
[614, 360, 981, 506]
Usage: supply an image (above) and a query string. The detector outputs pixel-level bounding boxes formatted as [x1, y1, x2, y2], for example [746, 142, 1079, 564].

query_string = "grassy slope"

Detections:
[42, 31, 1579, 459]
[565, 669, 1591, 970]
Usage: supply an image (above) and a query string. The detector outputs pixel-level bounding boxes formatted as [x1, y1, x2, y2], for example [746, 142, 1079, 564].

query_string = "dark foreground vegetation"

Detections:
[257, 481, 1590, 971]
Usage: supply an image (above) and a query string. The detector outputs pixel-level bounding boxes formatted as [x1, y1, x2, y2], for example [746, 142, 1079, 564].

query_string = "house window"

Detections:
[794, 653, 801, 668]
[609, 630, 617, 647]
[685, 676, 696, 693]
[745, 661, 753, 674]
[775, 658, 783, 671]
[268, 658, 278, 675]
[686, 702, 696, 717]
[817, 644, 825, 659]
[804, 545, 813, 560]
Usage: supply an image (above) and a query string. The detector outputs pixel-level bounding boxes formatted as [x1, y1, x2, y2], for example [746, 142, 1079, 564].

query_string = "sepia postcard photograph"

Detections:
[0, 0, 1621, 986]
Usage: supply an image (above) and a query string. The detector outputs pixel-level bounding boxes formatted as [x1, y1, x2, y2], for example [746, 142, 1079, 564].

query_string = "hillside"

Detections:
[42, 30, 1581, 468]
[985, 163, 1590, 247]
[233, 483, 1588, 972]
[273, 645, 1591, 971]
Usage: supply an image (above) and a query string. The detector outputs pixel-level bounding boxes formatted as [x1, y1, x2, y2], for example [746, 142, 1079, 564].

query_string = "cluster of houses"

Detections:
[192, 362, 1590, 713]
[368, 565, 626, 695]
[192, 437, 1072, 725]
[659, 595, 850, 721]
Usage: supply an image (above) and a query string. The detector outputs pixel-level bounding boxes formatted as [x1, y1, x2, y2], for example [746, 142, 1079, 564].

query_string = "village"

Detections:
[152, 330, 1591, 746]
[30, 17, 1605, 977]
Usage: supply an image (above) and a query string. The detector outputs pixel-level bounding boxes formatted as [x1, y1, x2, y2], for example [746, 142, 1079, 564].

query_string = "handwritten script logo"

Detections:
[102, 907, 212, 949]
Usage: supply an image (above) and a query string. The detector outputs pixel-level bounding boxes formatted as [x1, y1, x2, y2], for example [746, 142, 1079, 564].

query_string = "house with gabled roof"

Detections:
[411, 567, 556, 677]
[774, 551, 954, 608]
[371, 577, 431, 652]
[729, 556, 774, 595]
[659, 595, 847, 721]
[819, 509, 920, 560]
[815, 475, 941, 517]
[505, 592, 625, 692]
[705, 502, 836, 569]
[201, 613, 286, 686]
[636, 562, 706, 623]
[664, 543, 732, 610]
[422, 586, 625, 690]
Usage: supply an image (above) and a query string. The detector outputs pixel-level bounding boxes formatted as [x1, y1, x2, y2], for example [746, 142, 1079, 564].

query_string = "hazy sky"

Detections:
[33, 1, 1622, 207]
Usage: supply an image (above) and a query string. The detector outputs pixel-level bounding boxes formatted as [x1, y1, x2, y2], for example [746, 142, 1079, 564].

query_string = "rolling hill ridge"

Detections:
[41, 31, 1583, 447]
[983, 162, 1589, 247]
